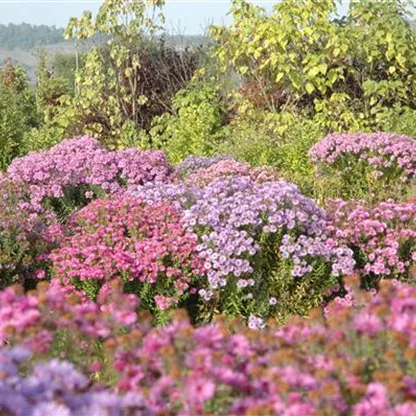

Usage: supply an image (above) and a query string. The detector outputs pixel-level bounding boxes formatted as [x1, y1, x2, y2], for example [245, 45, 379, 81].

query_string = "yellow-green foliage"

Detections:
[149, 83, 226, 163]
[211, 0, 416, 132]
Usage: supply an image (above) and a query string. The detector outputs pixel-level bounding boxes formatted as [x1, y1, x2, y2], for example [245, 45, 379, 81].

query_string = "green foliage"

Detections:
[149, 83, 226, 163]
[218, 104, 323, 195]
[211, 0, 416, 132]
[22, 53, 79, 154]
[52, 52, 86, 95]
[0, 60, 39, 169]
[63, 0, 201, 148]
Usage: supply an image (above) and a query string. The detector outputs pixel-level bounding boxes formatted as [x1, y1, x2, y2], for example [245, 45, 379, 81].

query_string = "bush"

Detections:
[137, 176, 355, 322]
[326, 199, 416, 289]
[0, 61, 39, 169]
[6, 136, 173, 218]
[0, 136, 173, 289]
[149, 84, 226, 163]
[218, 109, 324, 195]
[49, 195, 204, 320]
[211, 0, 416, 132]
[310, 132, 416, 201]
[0, 177, 54, 289]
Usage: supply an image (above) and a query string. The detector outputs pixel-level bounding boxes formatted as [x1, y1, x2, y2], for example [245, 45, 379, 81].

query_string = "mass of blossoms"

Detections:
[326, 199, 416, 285]
[309, 132, 416, 199]
[137, 175, 355, 320]
[1, 276, 416, 415]
[1, 130, 416, 415]
[49, 195, 205, 312]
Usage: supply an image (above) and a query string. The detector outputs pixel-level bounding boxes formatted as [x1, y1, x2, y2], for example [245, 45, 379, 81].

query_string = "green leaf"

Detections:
[305, 82, 315, 94]
[388, 66, 396, 74]
[318, 63, 328, 75]
[275, 72, 284, 83]
[308, 67, 320, 77]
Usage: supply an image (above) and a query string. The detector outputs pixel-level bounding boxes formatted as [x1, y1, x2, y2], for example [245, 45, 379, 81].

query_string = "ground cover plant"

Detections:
[2, 0, 416, 415]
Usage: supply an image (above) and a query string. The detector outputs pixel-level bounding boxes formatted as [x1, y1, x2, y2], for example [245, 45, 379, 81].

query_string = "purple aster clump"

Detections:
[176, 154, 235, 177]
[0, 347, 151, 416]
[309, 132, 416, 199]
[137, 176, 355, 320]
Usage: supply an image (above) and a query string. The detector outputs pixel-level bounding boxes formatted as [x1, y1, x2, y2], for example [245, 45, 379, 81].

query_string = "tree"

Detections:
[0, 59, 39, 169]
[210, 0, 416, 132]
[62, 0, 202, 148]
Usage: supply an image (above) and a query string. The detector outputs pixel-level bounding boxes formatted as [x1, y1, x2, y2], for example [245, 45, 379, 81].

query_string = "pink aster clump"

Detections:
[49, 195, 205, 311]
[0, 176, 57, 288]
[326, 198, 416, 286]
[6, 135, 173, 212]
[2, 277, 416, 415]
[309, 132, 416, 198]
[107, 277, 416, 415]
[0, 278, 139, 369]
[184, 159, 280, 187]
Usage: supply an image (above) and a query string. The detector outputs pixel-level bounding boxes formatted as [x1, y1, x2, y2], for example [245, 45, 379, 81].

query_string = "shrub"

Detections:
[6, 136, 173, 218]
[64, 1, 203, 148]
[149, 84, 226, 163]
[326, 199, 416, 289]
[218, 110, 323, 195]
[211, 0, 416, 132]
[0, 136, 173, 289]
[0, 61, 39, 169]
[137, 176, 355, 322]
[49, 195, 205, 319]
[0, 177, 55, 289]
[310, 132, 416, 201]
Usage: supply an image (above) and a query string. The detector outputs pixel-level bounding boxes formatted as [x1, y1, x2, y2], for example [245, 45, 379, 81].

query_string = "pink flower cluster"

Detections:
[326, 199, 416, 282]
[6, 136, 173, 209]
[309, 133, 416, 195]
[0, 177, 57, 287]
[0, 278, 138, 355]
[49, 195, 205, 309]
[184, 158, 280, 187]
[110, 278, 416, 415]
[310, 132, 416, 177]
[1, 277, 416, 415]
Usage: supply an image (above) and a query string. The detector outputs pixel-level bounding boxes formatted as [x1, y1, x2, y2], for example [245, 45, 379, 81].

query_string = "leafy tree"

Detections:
[211, 0, 416, 132]
[0, 59, 39, 169]
[62, 0, 201, 148]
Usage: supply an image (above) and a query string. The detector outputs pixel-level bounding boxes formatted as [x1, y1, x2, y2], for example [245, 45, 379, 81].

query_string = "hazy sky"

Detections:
[0, 0, 349, 34]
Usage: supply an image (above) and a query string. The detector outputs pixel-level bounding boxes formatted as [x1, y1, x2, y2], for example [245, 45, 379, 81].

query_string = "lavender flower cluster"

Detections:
[0, 347, 151, 416]
[137, 176, 355, 316]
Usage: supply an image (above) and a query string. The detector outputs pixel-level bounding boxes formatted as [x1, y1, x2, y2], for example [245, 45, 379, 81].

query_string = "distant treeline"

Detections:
[0, 23, 65, 49]
[0, 22, 210, 51]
